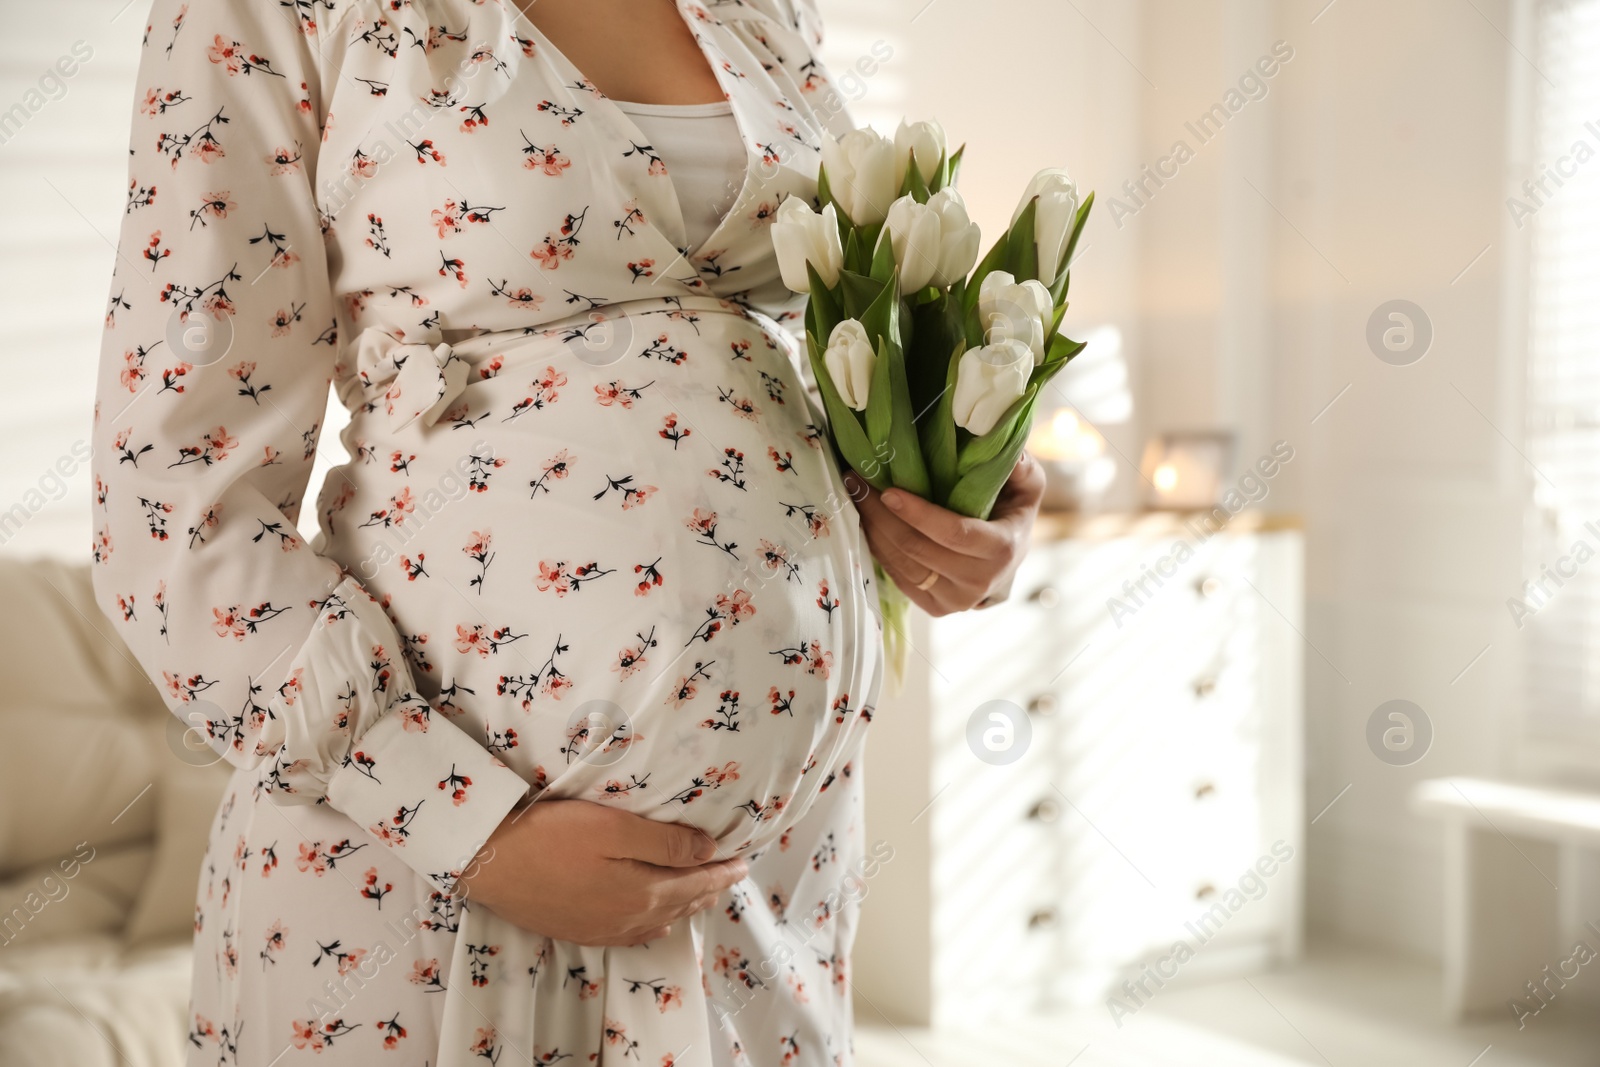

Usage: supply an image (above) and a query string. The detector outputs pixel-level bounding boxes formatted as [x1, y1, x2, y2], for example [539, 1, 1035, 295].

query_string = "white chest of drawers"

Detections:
[853, 513, 1304, 1025]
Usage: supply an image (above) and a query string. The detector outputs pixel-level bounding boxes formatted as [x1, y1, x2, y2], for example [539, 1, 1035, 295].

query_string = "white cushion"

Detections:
[0, 558, 220, 1063]
[124, 765, 230, 948]
[0, 709, 166, 875]
[0, 558, 173, 876]
[0, 559, 161, 718]
[0, 844, 153, 949]
[0, 936, 192, 1067]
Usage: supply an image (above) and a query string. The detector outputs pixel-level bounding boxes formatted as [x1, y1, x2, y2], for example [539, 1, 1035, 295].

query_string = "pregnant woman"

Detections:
[91, 0, 1042, 1063]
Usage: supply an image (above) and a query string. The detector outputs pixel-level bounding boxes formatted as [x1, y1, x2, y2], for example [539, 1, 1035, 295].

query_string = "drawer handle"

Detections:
[1196, 575, 1223, 598]
[1027, 798, 1061, 824]
[1026, 693, 1058, 717]
[1195, 883, 1217, 900]
[1192, 676, 1217, 699]
[1194, 782, 1217, 800]
[1028, 585, 1062, 609]
[1027, 908, 1058, 930]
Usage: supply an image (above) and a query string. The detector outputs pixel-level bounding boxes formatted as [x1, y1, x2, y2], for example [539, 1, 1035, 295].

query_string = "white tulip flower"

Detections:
[978, 270, 1054, 361]
[925, 188, 981, 288]
[772, 196, 844, 293]
[894, 118, 946, 190]
[821, 128, 898, 226]
[879, 189, 982, 294]
[880, 196, 942, 293]
[823, 319, 877, 411]
[952, 339, 1034, 437]
[1011, 167, 1080, 282]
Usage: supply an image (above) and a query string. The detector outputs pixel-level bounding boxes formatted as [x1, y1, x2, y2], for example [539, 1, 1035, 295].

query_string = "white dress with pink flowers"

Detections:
[90, 0, 883, 1064]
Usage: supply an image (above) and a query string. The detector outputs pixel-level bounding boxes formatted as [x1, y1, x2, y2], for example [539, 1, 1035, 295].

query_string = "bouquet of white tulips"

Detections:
[772, 119, 1094, 679]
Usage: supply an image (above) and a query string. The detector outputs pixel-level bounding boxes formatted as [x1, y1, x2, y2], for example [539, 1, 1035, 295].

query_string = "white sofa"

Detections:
[0, 557, 227, 1067]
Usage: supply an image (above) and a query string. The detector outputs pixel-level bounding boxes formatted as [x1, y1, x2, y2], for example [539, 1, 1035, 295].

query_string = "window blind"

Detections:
[1523, 0, 1600, 735]
[0, 2, 143, 558]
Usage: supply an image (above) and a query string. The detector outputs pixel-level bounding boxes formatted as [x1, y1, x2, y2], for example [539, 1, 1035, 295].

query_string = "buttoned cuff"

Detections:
[326, 706, 529, 893]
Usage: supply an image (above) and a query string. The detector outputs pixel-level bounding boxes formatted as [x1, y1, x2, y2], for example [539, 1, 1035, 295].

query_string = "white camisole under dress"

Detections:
[613, 98, 748, 256]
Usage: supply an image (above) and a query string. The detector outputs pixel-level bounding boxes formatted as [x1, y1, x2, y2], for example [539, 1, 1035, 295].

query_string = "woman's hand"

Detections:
[456, 798, 747, 946]
[847, 452, 1046, 617]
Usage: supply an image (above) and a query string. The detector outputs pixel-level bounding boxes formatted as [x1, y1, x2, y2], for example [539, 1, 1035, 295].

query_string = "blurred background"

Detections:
[4, 0, 1600, 1064]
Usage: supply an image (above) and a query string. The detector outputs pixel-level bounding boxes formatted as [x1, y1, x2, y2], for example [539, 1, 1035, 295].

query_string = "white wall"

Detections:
[1109, 0, 1530, 959]
[834, 0, 1540, 968]
[1220, 0, 1524, 958]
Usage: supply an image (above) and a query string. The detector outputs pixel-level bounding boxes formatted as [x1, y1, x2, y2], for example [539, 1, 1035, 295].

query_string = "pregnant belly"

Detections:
[317, 306, 883, 852]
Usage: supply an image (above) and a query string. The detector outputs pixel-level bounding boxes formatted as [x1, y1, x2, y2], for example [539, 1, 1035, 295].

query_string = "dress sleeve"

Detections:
[780, 0, 859, 142]
[91, 0, 529, 893]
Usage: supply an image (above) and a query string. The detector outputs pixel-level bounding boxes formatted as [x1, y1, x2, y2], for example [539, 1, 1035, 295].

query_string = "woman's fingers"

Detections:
[690, 857, 750, 897]
[862, 529, 981, 615]
[850, 489, 994, 614]
[601, 860, 745, 938]
[690, 857, 749, 897]
[691, 890, 723, 916]
[850, 482, 988, 591]
[462, 799, 751, 947]
[853, 485, 984, 583]
[632, 857, 747, 919]
[864, 521, 987, 604]
[854, 518, 949, 611]
[879, 486, 1012, 560]
[604, 808, 720, 867]
[995, 451, 1047, 510]
[663, 890, 725, 925]
[844, 453, 1043, 615]
[620, 925, 672, 947]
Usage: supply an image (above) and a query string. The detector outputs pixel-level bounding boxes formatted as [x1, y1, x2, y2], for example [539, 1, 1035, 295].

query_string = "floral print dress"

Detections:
[89, 0, 884, 1064]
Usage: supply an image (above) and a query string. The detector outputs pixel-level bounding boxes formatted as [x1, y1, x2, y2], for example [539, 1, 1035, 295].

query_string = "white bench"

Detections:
[1411, 777, 1600, 1019]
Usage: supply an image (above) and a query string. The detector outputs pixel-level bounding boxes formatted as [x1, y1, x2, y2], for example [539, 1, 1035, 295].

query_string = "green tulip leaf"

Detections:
[919, 339, 964, 503]
[1057, 190, 1095, 282]
[945, 392, 1038, 519]
[1048, 301, 1069, 342]
[963, 231, 1011, 314]
[955, 380, 1038, 477]
[885, 331, 931, 497]
[906, 296, 953, 410]
[947, 144, 965, 189]
[864, 332, 895, 454]
[929, 148, 950, 194]
[1006, 197, 1039, 282]
[856, 221, 884, 273]
[842, 227, 863, 278]
[964, 313, 987, 353]
[804, 261, 842, 340]
[833, 203, 855, 252]
[1035, 332, 1087, 382]
[870, 227, 898, 285]
[838, 269, 882, 323]
[859, 266, 900, 349]
[905, 158, 931, 204]
[945, 275, 966, 313]
[1049, 262, 1072, 306]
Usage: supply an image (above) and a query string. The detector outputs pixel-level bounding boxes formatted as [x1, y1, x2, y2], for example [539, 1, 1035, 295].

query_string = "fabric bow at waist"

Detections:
[343, 296, 799, 432]
[350, 327, 471, 433]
